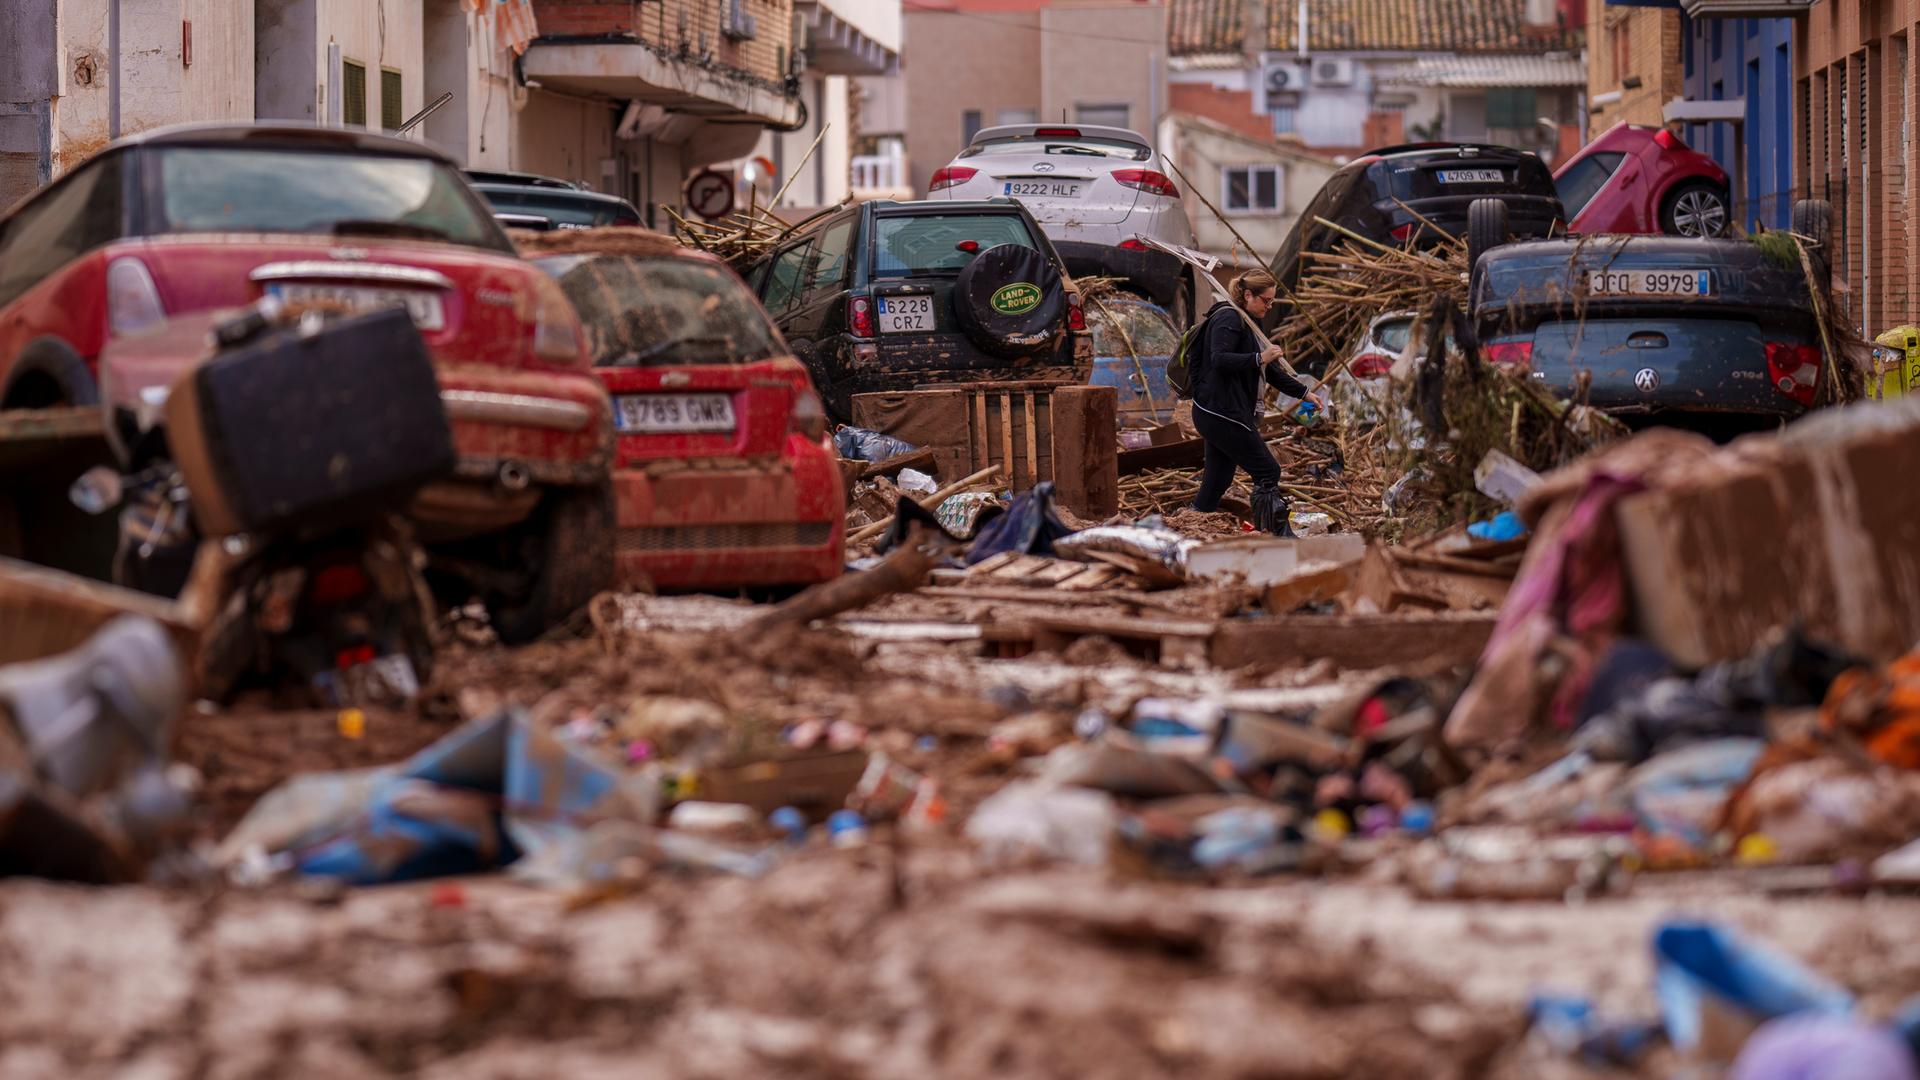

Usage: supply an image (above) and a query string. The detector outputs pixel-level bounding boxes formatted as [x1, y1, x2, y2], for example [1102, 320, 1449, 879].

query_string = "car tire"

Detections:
[1662, 183, 1732, 238]
[953, 243, 1067, 359]
[2, 338, 99, 409]
[1792, 198, 1835, 295]
[1467, 198, 1510, 272]
[489, 482, 614, 645]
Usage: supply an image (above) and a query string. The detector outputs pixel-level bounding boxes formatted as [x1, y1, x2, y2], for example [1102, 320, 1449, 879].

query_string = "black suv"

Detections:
[1268, 144, 1566, 361]
[747, 198, 1092, 421]
[471, 180, 643, 231]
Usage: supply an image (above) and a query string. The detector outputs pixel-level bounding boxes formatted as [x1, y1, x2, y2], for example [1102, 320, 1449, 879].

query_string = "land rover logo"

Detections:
[1635, 367, 1661, 392]
[991, 282, 1042, 315]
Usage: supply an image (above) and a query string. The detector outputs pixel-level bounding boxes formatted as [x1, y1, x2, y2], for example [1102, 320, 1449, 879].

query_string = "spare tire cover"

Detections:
[952, 243, 1066, 358]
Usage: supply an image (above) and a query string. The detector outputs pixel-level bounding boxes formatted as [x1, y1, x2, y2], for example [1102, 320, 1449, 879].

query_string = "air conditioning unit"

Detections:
[722, 0, 758, 41]
[1312, 58, 1356, 87]
[1264, 63, 1310, 95]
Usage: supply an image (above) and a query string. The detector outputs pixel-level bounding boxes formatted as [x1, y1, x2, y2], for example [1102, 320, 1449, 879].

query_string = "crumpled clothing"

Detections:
[1823, 653, 1920, 770]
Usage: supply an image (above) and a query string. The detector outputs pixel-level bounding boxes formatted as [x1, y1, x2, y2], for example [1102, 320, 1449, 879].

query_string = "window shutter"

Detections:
[381, 69, 403, 131]
[342, 61, 367, 127]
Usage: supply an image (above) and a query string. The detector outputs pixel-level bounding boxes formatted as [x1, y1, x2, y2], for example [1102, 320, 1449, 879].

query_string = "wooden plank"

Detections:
[1210, 613, 1498, 671]
[1392, 550, 1520, 580]
[967, 550, 1023, 576]
[859, 446, 938, 481]
[1024, 390, 1040, 490]
[1000, 390, 1017, 491]
[973, 390, 991, 477]
[1262, 561, 1358, 613]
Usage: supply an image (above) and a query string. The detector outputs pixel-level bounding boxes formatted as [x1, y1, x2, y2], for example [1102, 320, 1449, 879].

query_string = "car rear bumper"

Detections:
[611, 441, 845, 590]
[1386, 195, 1565, 241]
[1053, 241, 1185, 307]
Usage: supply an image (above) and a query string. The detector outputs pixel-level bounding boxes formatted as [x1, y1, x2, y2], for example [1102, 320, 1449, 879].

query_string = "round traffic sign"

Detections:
[686, 169, 735, 221]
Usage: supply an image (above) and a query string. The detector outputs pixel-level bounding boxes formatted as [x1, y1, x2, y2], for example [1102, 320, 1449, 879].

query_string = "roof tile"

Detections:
[1169, 0, 1583, 57]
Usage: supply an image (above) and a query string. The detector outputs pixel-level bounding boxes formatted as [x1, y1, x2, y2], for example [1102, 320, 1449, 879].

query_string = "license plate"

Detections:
[613, 393, 736, 433]
[266, 283, 445, 330]
[877, 295, 934, 334]
[1003, 180, 1083, 198]
[1437, 169, 1505, 184]
[1587, 269, 1713, 297]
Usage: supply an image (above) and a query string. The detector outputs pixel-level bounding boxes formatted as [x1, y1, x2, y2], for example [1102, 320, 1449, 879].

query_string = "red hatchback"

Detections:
[519, 230, 845, 592]
[0, 124, 614, 640]
[1556, 123, 1733, 238]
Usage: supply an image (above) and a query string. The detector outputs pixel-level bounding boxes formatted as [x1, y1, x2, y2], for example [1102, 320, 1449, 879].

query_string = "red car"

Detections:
[517, 229, 845, 592]
[1555, 123, 1733, 238]
[0, 124, 614, 641]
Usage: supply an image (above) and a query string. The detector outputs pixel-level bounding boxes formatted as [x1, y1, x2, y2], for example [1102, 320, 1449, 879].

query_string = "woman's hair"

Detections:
[1230, 268, 1279, 305]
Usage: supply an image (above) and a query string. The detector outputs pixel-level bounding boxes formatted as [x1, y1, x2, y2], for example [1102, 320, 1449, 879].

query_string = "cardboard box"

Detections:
[1617, 398, 1920, 667]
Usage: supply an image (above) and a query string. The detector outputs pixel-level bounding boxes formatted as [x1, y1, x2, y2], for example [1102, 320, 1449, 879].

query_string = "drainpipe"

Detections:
[109, 0, 122, 137]
[1297, 0, 1309, 61]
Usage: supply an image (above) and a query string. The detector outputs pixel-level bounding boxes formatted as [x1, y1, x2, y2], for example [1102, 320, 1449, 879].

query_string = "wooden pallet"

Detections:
[986, 612, 1216, 666]
[965, 551, 1131, 591]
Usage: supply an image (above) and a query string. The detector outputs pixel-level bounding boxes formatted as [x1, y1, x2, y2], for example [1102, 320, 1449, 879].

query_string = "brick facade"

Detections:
[1799, 0, 1920, 332]
[531, 0, 794, 88]
[1587, 6, 1682, 136]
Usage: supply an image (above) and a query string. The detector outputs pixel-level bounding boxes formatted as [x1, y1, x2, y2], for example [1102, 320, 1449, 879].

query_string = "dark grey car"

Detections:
[1470, 236, 1826, 431]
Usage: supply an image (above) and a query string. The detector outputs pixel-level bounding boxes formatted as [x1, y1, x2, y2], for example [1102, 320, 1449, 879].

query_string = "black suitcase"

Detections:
[166, 308, 455, 536]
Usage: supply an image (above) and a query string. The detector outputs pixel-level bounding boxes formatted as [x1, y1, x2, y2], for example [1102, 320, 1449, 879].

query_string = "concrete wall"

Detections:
[1164, 114, 1337, 262]
[318, 0, 424, 131]
[532, 0, 794, 87]
[1037, 3, 1165, 136]
[754, 71, 853, 208]
[420, 0, 513, 167]
[512, 87, 616, 187]
[903, 7, 1041, 193]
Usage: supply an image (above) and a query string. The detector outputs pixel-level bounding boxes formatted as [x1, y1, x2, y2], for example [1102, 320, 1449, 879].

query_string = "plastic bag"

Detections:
[833, 426, 919, 462]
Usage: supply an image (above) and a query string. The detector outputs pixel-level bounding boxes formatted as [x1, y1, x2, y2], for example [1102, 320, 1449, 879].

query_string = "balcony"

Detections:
[520, 42, 802, 126]
[798, 0, 900, 77]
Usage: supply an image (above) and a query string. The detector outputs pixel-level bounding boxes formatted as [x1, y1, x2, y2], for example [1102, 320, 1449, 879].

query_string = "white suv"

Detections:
[930, 124, 1197, 321]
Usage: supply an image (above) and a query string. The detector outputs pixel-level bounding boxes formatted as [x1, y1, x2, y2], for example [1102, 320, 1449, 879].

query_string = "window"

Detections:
[996, 107, 1039, 127]
[1486, 88, 1537, 131]
[961, 110, 983, 144]
[1222, 165, 1283, 213]
[474, 188, 642, 228]
[1074, 103, 1130, 128]
[539, 255, 785, 367]
[0, 152, 123, 308]
[804, 218, 854, 297]
[1552, 151, 1625, 218]
[381, 68, 403, 131]
[761, 240, 813, 314]
[871, 213, 1035, 277]
[1271, 105, 1297, 135]
[154, 147, 508, 250]
[341, 59, 368, 127]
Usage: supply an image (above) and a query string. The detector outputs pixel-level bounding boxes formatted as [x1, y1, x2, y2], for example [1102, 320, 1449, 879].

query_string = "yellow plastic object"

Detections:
[1870, 326, 1920, 400]
[1734, 833, 1778, 866]
[1313, 808, 1352, 840]
[337, 708, 366, 740]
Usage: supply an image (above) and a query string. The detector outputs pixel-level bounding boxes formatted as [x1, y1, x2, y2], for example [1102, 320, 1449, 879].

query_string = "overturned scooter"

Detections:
[75, 301, 454, 704]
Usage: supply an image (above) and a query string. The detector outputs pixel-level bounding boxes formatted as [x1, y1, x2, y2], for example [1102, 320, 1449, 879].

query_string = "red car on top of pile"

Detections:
[0, 124, 614, 640]
[1555, 123, 1734, 238]
[515, 229, 846, 593]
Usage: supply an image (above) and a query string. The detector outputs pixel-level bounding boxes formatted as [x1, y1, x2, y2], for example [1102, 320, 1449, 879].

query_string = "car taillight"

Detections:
[789, 385, 828, 442]
[1350, 353, 1394, 379]
[107, 257, 167, 336]
[309, 563, 371, 606]
[1766, 342, 1822, 406]
[1035, 127, 1081, 138]
[848, 295, 875, 337]
[530, 275, 586, 366]
[1067, 292, 1086, 332]
[1654, 128, 1681, 151]
[1484, 340, 1534, 369]
[929, 166, 976, 192]
[1112, 169, 1180, 198]
[1119, 238, 1148, 251]
[1390, 224, 1416, 243]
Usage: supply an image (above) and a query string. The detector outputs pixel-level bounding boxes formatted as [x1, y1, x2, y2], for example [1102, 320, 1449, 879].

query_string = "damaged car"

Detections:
[1470, 202, 1835, 434]
[516, 229, 845, 593]
[0, 123, 615, 641]
[747, 198, 1093, 422]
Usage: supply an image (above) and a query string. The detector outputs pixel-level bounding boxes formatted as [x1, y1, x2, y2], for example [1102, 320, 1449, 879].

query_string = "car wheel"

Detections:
[1792, 198, 1835, 293]
[1467, 199, 1510, 272]
[2, 338, 98, 409]
[488, 482, 614, 645]
[952, 243, 1067, 359]
[1663, 183, 1731, 237]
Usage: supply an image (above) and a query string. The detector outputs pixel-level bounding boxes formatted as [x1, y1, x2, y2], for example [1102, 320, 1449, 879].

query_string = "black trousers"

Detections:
[1191, 406, 1283, 521]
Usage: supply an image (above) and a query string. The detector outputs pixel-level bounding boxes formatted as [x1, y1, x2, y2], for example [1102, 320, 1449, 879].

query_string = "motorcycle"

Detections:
[72, 300, 451, 705]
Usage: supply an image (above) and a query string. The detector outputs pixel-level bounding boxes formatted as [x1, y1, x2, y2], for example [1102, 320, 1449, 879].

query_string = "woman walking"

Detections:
[1188, 269, 1322, 536]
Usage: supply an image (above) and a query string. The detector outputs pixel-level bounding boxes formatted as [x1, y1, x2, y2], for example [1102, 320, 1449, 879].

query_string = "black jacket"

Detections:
[1190, 301, 1309, 429]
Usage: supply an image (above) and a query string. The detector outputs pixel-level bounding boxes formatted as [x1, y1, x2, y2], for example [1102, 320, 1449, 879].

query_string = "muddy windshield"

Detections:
[872, 214, 1037, 277]
[540, 254, 786, 367]
[1089, 302, 1179, 356]
[154, 147, 510, 251]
